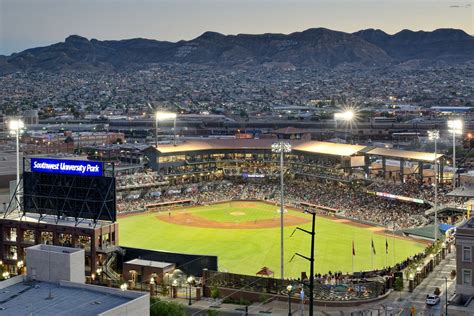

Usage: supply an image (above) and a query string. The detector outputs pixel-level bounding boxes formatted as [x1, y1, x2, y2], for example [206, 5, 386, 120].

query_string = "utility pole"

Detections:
[290, 210, 316, 315]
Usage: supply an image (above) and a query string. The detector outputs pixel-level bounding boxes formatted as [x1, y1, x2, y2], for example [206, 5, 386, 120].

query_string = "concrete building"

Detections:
[455, 219, 474, 295]
[25, 244, 85, 284]
[450, 218, 474, 314]
[0, 243, 149, 316]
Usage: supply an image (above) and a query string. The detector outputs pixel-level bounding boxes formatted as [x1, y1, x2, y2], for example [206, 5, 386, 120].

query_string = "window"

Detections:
[462, 269, 472, 285]
[40, 232, 53, 245]
[58, 233, 72, 247]
[5, 245, 17, 260]
[463, 246, 472, 262]
[5, 228, 17, 242]
[23, 230, 35, 243]
[77, 235, 91, 252]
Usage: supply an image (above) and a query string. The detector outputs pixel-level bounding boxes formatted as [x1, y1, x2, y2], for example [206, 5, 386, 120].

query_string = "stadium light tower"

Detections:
[272, 141, 292, 280]
[9, 119, 24, 202]
[334, 110, 355, 142]
[428, 130, 440, 240]
[447, 119, 463, 187]
[155, 112, 178, 146]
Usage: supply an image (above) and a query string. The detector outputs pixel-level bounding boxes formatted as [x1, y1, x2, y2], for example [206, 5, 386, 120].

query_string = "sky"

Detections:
[1, 0, 473, 55]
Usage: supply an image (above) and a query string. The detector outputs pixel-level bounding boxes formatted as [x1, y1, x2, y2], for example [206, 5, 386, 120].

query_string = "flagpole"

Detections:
[371, 239, 374, 271]
[352, 240, 355, 275]
[352, 250, 354, 275]
[392, 222, 395, 267]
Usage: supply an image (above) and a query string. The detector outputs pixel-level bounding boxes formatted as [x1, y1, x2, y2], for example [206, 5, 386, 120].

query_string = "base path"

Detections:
[157, 212, 310, 229]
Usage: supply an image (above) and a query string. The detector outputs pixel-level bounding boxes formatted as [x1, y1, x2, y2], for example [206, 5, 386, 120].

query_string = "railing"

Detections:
[203, 270, 385, 302]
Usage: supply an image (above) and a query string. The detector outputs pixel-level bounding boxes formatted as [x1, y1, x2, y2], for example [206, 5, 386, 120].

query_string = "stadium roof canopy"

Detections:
[447, 185, 474, 198]
[156, 139, 276, 154]
[156, 139, 442, 161]
[365, 147, 442, 162]
[156, 139, 365, 157]
[293, 141, 365, 157]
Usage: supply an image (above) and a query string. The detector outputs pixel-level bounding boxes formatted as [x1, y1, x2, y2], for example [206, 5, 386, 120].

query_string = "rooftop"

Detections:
[0, 278, 146, 316]
[447, 185, 474, 198]
[366, 147, 441, 162]
[156, 139, 441, 161]
[125, 258, 175, 269]
[2, 212, 114, 229]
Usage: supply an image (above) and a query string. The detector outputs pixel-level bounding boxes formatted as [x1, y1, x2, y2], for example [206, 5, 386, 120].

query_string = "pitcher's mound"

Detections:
[230, 212, 246, 216]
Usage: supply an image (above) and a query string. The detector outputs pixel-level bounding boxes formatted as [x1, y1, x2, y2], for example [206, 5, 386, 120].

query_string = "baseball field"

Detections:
[118, 201, 427, 278]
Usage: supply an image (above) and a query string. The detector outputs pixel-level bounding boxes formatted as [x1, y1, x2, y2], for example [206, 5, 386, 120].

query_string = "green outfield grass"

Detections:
[119, 201, 427, 278]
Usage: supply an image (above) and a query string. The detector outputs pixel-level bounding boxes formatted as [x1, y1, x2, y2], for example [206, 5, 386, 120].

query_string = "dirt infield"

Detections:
[157, 212, 310, 229]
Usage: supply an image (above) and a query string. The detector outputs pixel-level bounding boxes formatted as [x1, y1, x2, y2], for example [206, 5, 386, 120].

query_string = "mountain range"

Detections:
[1, 28, 473, 74]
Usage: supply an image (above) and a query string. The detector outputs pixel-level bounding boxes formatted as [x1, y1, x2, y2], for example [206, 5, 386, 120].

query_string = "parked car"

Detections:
[426, 294, 440, 306]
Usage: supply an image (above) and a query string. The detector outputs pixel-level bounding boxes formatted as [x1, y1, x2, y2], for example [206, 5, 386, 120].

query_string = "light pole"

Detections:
[187, 276, 194, 305]
[334, 110, 354, 143]
[447, 119, 463, 187]
[156, 112, 177, 146]
[272, 141, 292, 280]
[9, 119, 24, 210]
[155, 113, 159, 147]
[286, 284, 293, 316]
[428, 130, 440, 240]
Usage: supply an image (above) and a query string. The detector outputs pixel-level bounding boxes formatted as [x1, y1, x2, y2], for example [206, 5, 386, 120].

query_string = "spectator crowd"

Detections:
[113, 172, 466, 229]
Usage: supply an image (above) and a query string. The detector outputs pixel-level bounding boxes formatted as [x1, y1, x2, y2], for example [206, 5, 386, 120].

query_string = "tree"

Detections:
[394, 277, 404, 291]
[150, 298, 185, 316]
[211, 285, 220, 299]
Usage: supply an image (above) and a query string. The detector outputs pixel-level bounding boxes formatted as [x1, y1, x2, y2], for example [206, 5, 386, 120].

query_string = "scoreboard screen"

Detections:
[23, 158, 115, 222]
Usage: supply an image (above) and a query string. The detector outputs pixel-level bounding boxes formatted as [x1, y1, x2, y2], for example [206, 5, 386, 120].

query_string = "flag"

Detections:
[371, 238, 376, 255]
[385, 238, 389, 254]
[352, 240, 355, 256]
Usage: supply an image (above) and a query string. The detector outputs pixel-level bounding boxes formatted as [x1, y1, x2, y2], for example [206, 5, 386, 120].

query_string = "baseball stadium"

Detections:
[115, 138, 460, 279]
[2, 137, 464, 308]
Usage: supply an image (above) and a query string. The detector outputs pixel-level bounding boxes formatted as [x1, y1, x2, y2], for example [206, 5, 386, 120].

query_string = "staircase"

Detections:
[102, 251, 122, 282]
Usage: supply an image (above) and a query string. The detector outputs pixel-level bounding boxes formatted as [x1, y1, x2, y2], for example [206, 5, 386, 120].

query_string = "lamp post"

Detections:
[9, 119, 24, 207]
[150, 276, 155, 296]
[447, 119, 463, 187]
[445, 276, 448, 316]
[286, 284, 293, 316]
[428, 130, 440, 240]
[272, 141, 292, 280]
[96, 267, 102, 284]
[155, 112, 177, 146]
[172, 279, 178, 298]
[187, 276, 194, 305]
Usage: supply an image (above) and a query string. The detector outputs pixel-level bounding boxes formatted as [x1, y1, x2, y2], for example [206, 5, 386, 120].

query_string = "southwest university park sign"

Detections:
[30, 158, 103, 176]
